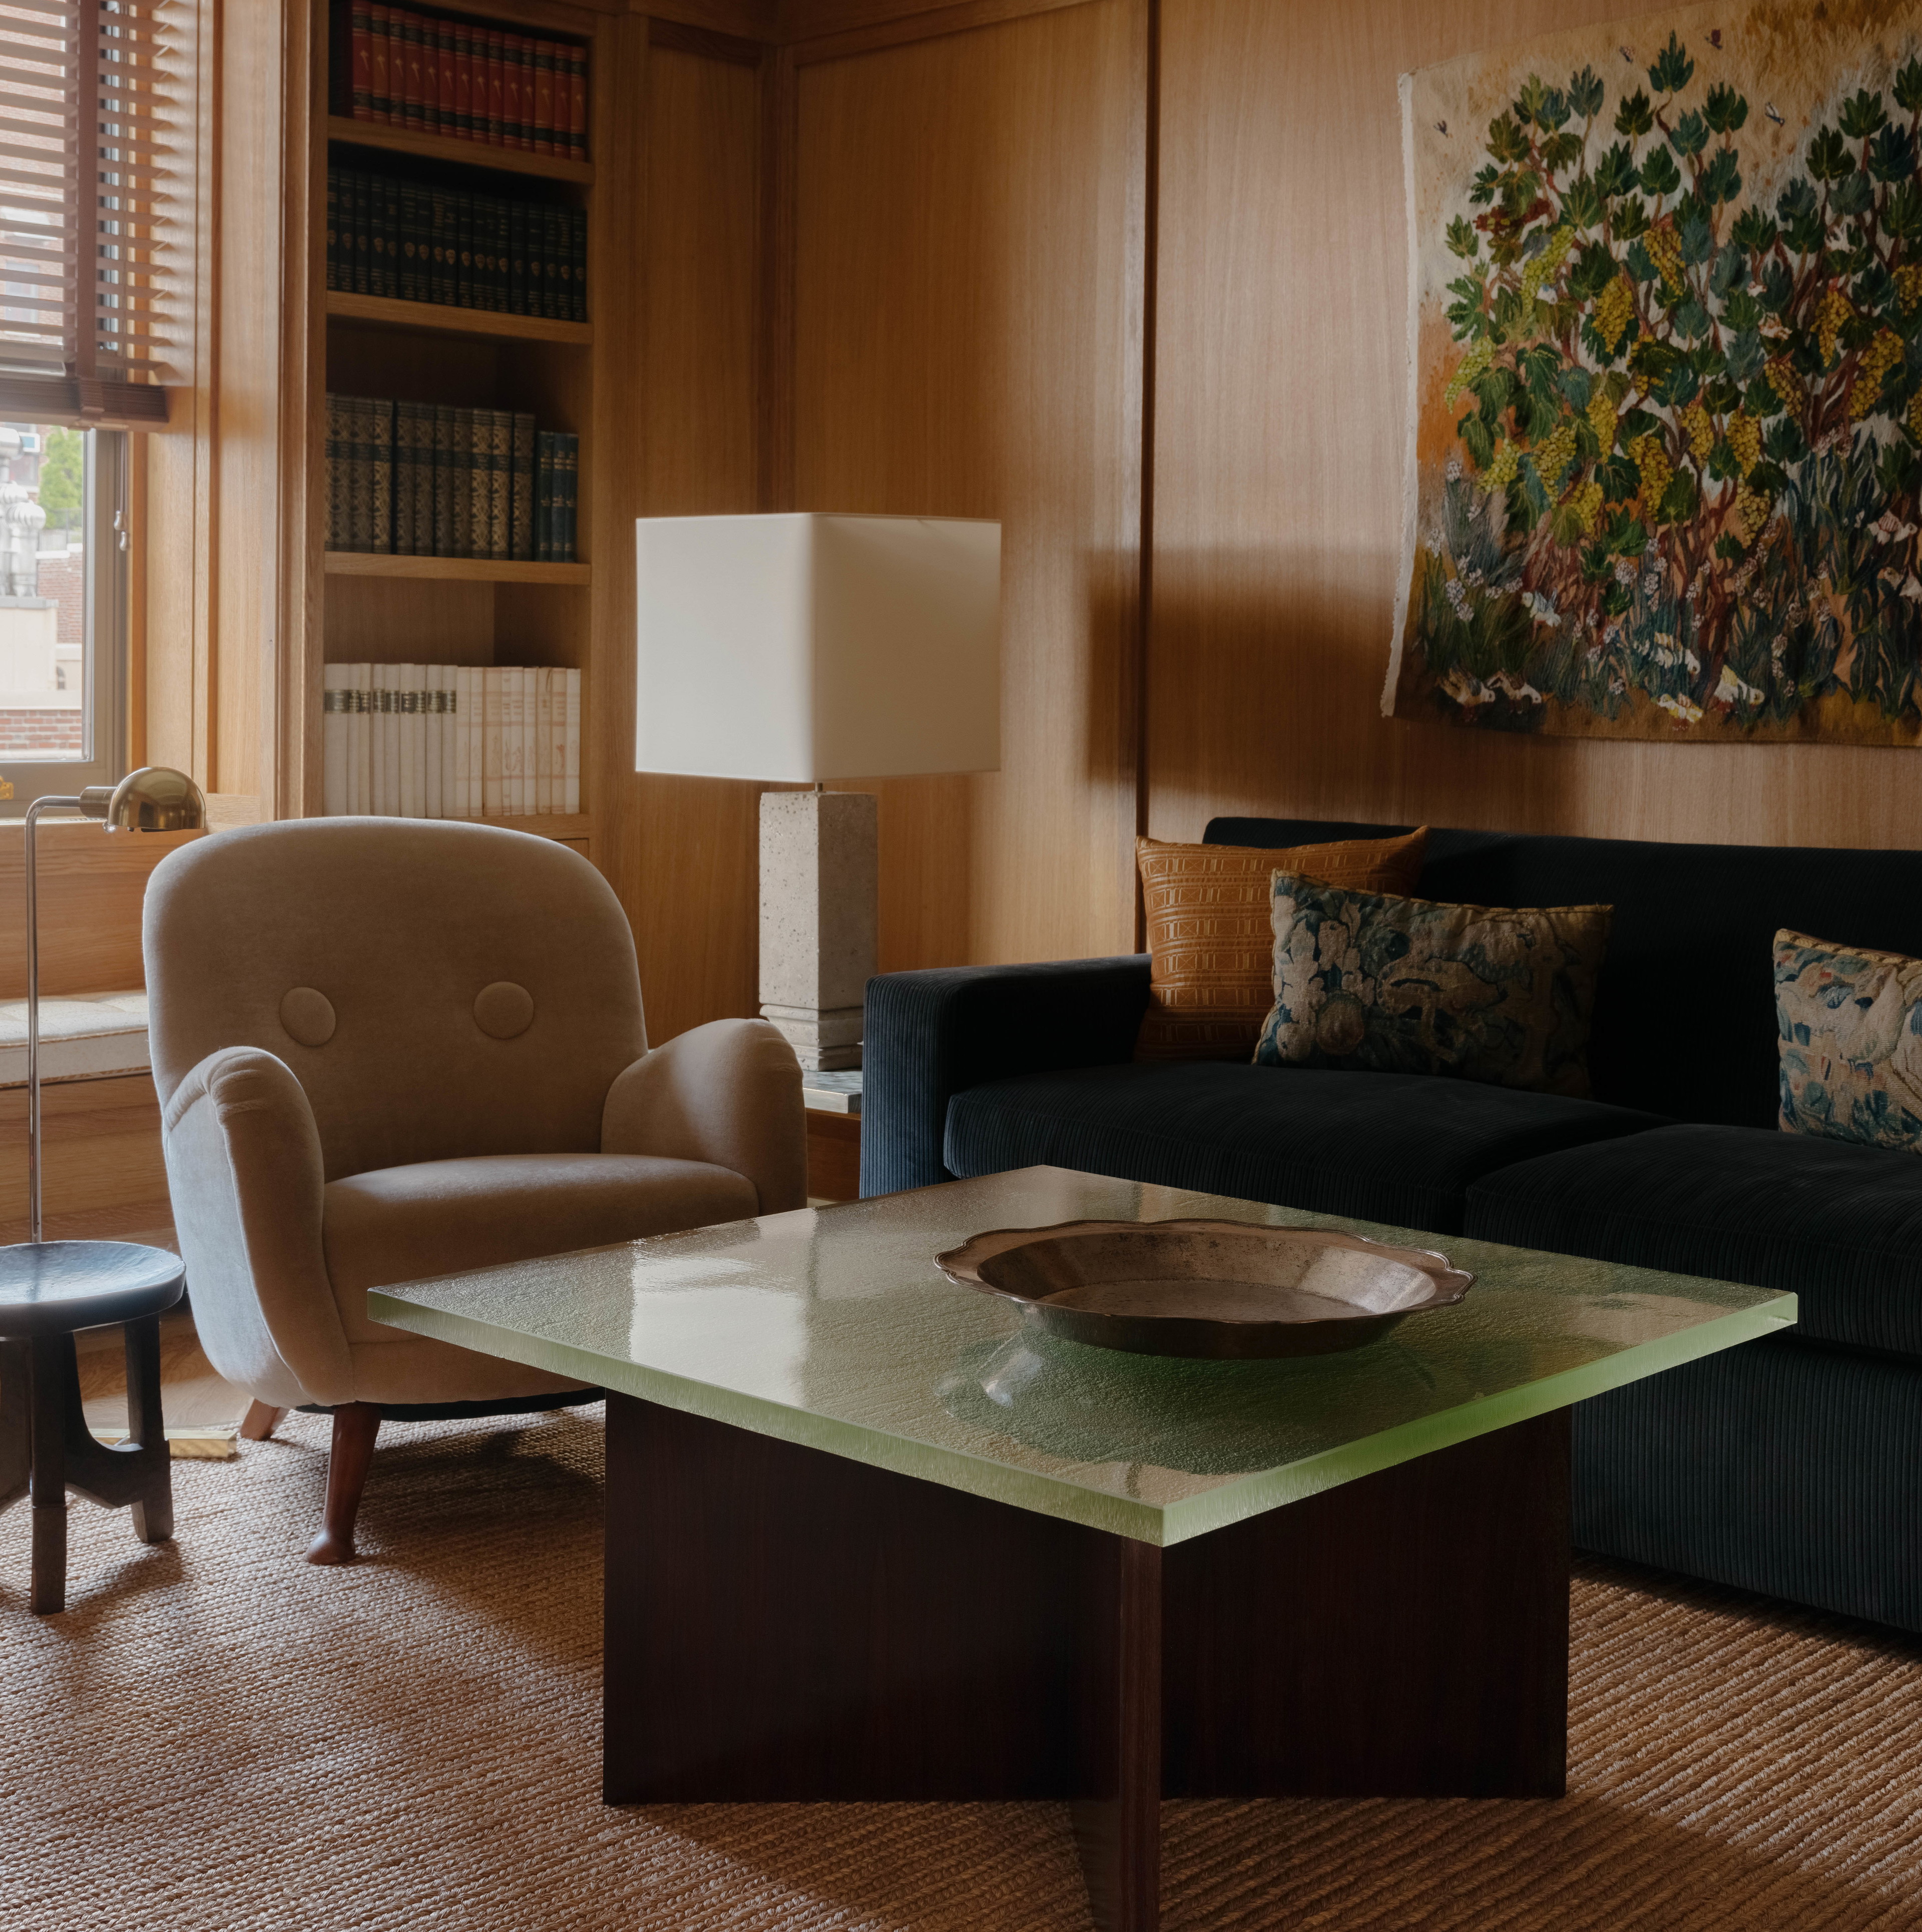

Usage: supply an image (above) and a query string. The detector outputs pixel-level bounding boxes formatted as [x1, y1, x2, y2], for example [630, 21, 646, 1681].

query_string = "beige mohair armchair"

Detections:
[145, 818, 805, 1563]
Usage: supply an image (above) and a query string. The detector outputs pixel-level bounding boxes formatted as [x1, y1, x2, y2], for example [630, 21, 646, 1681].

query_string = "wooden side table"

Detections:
[0, 1241, 185, 1614]
[802, 1071, 862, 1203]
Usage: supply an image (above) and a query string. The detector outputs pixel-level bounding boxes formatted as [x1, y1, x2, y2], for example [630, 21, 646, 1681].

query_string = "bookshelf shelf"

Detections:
[324, 553, 590, 585]
[327, 115, 593, 185]
[327, 290, 592, 346]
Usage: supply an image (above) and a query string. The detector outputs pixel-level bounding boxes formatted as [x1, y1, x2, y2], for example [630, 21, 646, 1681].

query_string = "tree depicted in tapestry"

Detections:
[1386, 2, 1922, 742]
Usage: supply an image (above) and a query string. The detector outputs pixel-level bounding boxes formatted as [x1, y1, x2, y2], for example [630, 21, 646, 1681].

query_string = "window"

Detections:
[0, 422, 126, 810]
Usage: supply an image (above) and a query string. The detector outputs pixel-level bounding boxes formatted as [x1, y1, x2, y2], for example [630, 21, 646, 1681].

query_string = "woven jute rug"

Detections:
[2, 1407, 1918, 1930]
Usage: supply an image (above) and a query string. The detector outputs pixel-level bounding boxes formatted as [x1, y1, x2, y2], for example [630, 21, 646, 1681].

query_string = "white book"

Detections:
[444, 672, 461, 818]
[384, 663, 403, 816]
[397, 664, 415, 818]
[535, 668, 552, 815]
[564, 668, 581, 815]
[483, 666, 505, 816]
[350, 663, 368, 814]
[505, 667, 527, 816]
[548, 668, 567, 817]
[369, 664, 385, 814]
[413, 664, 432, 818]
[322, 664, 351, 815]
[424, 669, 443, 818]
[457, 666, 474, 816]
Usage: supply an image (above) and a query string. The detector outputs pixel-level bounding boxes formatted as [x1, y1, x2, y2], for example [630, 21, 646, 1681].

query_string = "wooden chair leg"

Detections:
[306, 1403, 380, 1566]
[239, 1400, 284, 1442]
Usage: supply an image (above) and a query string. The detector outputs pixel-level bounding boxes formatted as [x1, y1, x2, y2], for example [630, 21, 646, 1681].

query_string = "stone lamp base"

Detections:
[759, 789, 877, 1073]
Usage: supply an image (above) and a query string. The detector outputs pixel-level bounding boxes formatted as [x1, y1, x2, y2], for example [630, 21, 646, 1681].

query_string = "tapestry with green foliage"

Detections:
[1388, 1, 1922, 741]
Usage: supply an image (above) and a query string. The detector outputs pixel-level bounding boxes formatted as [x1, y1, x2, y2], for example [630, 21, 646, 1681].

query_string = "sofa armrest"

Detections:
[600, 1018, 808, 1214]
[161, 1046, 353, 1408]
[861, 955, 1152, 1196]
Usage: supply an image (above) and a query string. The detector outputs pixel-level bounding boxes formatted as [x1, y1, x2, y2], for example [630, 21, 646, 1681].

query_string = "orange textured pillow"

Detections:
[1133, 829, 1429, 1062]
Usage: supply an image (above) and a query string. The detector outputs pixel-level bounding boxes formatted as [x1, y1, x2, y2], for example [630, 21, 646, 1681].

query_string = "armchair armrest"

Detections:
[861, 956, 1152, 1197]
[601, 1018, 807, 1214]
[160, 1047, 353, 1408]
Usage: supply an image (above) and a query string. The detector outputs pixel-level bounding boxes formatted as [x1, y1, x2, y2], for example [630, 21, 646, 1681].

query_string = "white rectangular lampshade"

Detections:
[634, 513, 1001, 782]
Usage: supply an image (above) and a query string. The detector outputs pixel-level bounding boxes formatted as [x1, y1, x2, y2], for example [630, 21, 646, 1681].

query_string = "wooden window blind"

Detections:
[0, 0, 193, 426]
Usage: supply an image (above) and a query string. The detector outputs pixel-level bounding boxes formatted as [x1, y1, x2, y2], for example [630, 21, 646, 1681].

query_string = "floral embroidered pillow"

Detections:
[1253, 874, 1612, 1098]
[1775, 930, 1922, 1151]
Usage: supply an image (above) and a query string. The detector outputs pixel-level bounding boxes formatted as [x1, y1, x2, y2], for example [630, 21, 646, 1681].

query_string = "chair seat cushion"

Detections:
[324, 1151, 758, 1345]
[942, 1063, 1666, 1235]
[1463, 1123, 1922, 1360]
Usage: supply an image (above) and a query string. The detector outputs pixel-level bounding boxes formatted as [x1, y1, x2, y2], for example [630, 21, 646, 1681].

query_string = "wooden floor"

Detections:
[74, 1306, 250, 1457]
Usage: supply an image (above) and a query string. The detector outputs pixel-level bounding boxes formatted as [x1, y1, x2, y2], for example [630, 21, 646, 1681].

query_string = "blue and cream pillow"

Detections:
[1253, 874, 1612, 1097]
[1775, 930, 1922, 1150]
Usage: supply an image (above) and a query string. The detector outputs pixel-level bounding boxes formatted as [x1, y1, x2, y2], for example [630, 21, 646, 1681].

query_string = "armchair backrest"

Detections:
[145, 818, 648, 1182]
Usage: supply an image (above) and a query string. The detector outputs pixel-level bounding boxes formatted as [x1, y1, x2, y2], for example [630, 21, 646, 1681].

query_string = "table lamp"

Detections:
[635, 514, 1000, 1070]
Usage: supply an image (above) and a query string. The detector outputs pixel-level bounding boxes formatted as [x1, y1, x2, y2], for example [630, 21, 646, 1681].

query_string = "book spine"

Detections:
[401, 10, 424, 132]
[384, 174, 402, 299]
[457, 666, 474, 815]
[392, 399, 414, 556]
[348, 170, 366, 295]
[366, 172, 384, 297]
[569, 43, 587, 159]
[564, 668, 580, 815]
[515, 667, 532, 815]
[571, 205, 586, 322]
[548, 204, 567, 321]
[418, 16, 439, 138]
[368, 4, 390, 122]
[485, 30, 505, 147]
[455, 188, 472, 308]
[410, 404, 433, 557]
[535, 432, 553, 563]
[432, 404, 454, 557]
[483, 667, 504, 815]
[434, 19, 455, 137]
[371, 397, 394, 553]
[411, 664, 428, 818]
[397, 177, 419, 304]
[445, 671, 464, 817]
[323, 664, 350, 815]
[509, 197, 526, 317]
[428, 185, 451, 305]
[511, 412, 535, 561]
[368, 664, 385, 815]
[323, 393, 341, 550]
[345, 398, 367, 551]
[325, 166, 338, 292]
[560, 433, 577, 562]
[449, 407, 471, 560]
[489, 409, 511, 561]
[350, 0, 373, 120]
[533, 42, 555, 154]
[354, 665, 373, 814]
[397, 662, 417, 819]
[464, 407, 488, 559]
[452, 22, 473, 140]
[425, 672, 442, 818]
[502, 35, 524, 151]
[535, 666, 552, 814]
[495, 195, 511, 312]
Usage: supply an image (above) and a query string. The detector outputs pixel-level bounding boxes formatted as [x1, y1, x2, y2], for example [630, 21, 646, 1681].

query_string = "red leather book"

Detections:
[452, 23, 473, 141]
[502, 35, 524, 150]
[367, 3, 390, 123]
[485, 30, 506, 147]
[401, 10, 424, 132]
[568, 43, 586, 159]
[532, 41, 555, 154]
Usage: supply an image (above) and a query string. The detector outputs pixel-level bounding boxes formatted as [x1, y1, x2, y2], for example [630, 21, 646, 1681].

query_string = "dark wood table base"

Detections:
[605, 1395, 1570, 1932]
[0, 1319, 175, 1614]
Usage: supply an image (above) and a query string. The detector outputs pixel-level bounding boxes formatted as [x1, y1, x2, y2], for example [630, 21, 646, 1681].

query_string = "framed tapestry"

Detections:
[1385, 1, 1922, 742]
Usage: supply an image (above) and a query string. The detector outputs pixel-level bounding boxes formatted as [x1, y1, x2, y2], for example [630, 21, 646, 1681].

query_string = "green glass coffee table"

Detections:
[369, 1165, 1796, 1932]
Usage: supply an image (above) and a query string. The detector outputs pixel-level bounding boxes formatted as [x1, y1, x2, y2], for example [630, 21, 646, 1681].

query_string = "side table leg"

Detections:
[1073, 1536, 1163, 1932]
[29, 1334, 70, 1615]
[0, 1337, 29, 1519]
[123, 1315, 174, 1544]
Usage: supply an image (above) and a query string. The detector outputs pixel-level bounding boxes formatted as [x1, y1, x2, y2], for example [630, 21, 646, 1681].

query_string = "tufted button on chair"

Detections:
[144, 818, 805, 1563]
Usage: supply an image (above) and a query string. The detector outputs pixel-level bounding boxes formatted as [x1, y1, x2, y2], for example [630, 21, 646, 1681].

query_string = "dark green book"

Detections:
[428, 186, 453, 305]
[368, 179, 389, 299]
[570, 206, 586, 322]
[488, 409, 512, 560]
[509, 199, 527, 316]
[324, 393, 343, 549]
[433, 404, 458, 558]
[510, 412, 536, 560]
[370, 397, 394, 553]
[399, 179, 422, 304]
[411, 401, 435, 555]
[465, 406, 490, 558]
[551, 207, 570, 322]
[383, 175, 401, 300]
[394, 399, 426, 554]
[560, 432, 578, 560]
[535, 431, 554, 563]
[455, 190, 474, 310]
[449, 407, 472, 560]
[493, 195, 511, 312]
[350, 172, 369, 296]
[347, 398, 370, 551]
[325, 168, 339, 292]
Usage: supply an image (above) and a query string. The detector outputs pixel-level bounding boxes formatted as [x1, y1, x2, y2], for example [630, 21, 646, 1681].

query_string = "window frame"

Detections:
[0, 427, 129, 814]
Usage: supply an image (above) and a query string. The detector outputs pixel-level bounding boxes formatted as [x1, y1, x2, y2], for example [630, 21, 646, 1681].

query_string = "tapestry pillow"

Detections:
[1134, 829, 1429, 1063]
[1253, 875, 1612, 1098]
[1775, 929, 1922, 1151]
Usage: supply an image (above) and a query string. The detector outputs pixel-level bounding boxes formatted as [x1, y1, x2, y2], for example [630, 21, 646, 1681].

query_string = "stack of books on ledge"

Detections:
[335, 3, 588, 159]
[322, 663, 581, 818]
[325, 393, 578, 561]
[327, 166, 587, 320]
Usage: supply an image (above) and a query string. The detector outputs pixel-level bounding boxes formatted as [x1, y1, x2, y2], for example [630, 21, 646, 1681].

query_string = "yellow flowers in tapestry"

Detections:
[1385, 1, 1922, 742]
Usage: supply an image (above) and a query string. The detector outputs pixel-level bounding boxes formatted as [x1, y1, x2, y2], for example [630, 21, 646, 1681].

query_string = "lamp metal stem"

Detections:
[24, 796, 81, 1246]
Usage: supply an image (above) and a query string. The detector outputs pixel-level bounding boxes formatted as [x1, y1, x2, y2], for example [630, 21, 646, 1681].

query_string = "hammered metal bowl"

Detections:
[934, 1218, 1473, 1359]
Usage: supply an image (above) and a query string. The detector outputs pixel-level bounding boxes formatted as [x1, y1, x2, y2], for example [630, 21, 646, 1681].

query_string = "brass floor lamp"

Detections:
[1, 767, 205, 1612]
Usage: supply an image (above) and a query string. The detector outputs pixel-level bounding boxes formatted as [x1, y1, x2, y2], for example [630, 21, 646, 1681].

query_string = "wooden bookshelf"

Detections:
[307, 1, 605, 850]
[324, 551, 590, 584]
[326, 115, 593, 184]
[327, 289, 592, 346]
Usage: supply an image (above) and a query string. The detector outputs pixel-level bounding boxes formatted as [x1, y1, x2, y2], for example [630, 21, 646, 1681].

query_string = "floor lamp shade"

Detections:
[633, 514, 1001, 783]
[634, 513, 1002, 1073]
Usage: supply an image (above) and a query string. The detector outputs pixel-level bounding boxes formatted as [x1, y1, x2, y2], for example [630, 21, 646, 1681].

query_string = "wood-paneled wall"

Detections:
[791, 0, 1149, 971]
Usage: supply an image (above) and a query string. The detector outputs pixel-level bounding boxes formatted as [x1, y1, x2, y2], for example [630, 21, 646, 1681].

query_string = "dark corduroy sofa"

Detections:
[861, 817, 1922, 1634]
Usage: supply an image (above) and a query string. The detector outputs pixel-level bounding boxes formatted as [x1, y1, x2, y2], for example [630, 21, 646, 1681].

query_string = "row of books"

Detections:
[322, 664, 582, 818]
[327, 167, 586, 322]
[336, 2, 587, 158]
[325, 395, 579, 562]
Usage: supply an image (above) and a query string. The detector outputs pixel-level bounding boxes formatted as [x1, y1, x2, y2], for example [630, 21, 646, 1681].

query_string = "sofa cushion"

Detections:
[942, 1063, 1665, 1235]
[1463, 1123, 1922, 1360]
[1775, 928, 1922, 1151]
